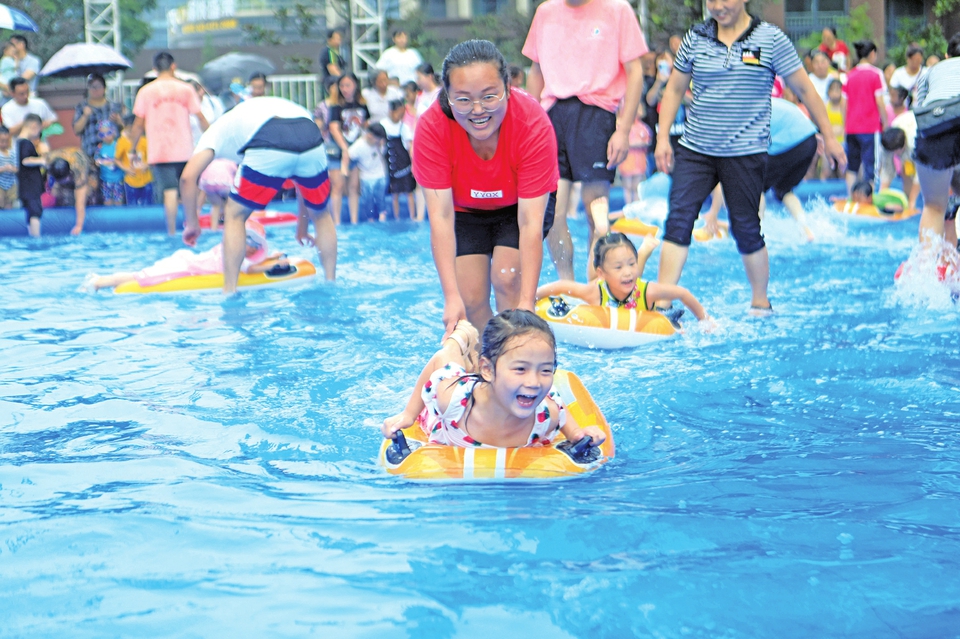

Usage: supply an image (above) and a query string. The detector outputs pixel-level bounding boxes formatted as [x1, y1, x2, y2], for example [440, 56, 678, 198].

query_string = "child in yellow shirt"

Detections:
[115, 115, 153, 205]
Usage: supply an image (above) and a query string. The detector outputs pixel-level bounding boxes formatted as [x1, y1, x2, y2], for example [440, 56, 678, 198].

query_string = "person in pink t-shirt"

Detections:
[523, 0, 647, 280]
[843, 40, 888, 196]
[128, 52, 208, 236]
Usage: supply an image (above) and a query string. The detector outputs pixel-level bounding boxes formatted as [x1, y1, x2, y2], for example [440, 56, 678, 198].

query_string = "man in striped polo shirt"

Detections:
[654, 0, 846, 313]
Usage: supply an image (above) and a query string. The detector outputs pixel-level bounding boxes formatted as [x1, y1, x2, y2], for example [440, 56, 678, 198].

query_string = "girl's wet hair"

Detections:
[593, 232, 638, 269]
[439, 39, 509, 119]
[854, 40, 877, 61]
[481, 309, 557, 370]
[851, 180, 873, 199]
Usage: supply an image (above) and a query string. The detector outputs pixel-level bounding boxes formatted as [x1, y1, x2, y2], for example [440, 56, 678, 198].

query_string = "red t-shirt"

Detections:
[844, 64, 886, 134]
[412, 89, 559, 213]
[818, 40, 849, 69]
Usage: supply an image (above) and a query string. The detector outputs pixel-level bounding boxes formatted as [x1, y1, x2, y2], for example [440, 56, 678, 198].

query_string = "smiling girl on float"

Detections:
[413, 40, 559, 337]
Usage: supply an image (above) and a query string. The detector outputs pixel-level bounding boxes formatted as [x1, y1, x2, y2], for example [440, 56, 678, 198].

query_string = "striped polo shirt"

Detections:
[674, 17, 803, 157]
[914, 58, 960, 108]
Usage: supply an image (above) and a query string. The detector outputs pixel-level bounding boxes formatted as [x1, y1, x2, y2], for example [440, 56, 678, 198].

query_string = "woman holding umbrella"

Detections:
[73, 74, 123, 203]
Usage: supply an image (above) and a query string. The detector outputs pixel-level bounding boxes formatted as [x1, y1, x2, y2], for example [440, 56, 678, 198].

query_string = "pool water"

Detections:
[2, 201, 959, 638]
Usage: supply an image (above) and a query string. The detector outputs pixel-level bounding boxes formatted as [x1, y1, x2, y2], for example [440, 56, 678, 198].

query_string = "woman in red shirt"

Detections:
[413, 40, 559, 336]
[844, 40, 888, 194]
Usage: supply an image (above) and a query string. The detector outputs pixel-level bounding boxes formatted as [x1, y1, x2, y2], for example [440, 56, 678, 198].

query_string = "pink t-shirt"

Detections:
[844, 64, 886, 135]
[132, 77, 203, 164]
[522, 0, 647, 113]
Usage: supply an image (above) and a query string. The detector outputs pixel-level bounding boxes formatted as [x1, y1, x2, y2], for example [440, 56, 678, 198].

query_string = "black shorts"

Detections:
[455, 203, 555, 257]
[389, 172, 416, 194]
[664, 145, 767, 255]
[765, 134, 818, 201]
[23, 196, 42, 221]
[151, 162, 187, 192]
[914, 129, 960, 171]
[846, 133, 879, 181]
[547, 97, 617, 184]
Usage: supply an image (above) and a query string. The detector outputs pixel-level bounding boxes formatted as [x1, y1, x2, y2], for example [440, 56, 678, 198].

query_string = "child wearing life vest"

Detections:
[382, 310, 605, 449]
[536, 232, 709, 323]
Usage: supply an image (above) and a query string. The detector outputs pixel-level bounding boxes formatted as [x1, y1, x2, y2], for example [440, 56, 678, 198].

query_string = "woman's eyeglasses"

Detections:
[448, 90, 506, 114]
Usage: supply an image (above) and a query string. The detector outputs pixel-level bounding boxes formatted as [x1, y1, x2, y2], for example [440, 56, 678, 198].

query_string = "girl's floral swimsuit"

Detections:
[417, 364, 567, 448]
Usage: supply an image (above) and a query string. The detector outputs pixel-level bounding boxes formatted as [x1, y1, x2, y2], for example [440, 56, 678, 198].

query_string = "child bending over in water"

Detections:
[536, 232, 709, 322]
[83, 220, 286, 291]
[382, 309, 606, 449]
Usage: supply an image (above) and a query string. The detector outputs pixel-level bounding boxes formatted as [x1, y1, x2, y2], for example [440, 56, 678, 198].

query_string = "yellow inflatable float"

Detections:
[832, 189, 918, 221]
[534, 296, 676, 349]
[379, 370, 614, 481]
[611, 217, 659, 237]
[612, 217, 727, 242]
[693, 220, 729, 241]
[114, 258, 317, 294]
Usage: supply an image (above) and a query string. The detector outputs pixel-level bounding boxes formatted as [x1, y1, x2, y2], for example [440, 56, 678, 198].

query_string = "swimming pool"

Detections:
[2, 198, 958, 637]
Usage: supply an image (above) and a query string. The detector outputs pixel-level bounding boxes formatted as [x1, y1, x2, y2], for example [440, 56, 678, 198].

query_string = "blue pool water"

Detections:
[2, 200, 959, 637]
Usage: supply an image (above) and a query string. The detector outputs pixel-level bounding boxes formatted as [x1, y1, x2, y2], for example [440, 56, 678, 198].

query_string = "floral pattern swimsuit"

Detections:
[418, 364, 567, 448]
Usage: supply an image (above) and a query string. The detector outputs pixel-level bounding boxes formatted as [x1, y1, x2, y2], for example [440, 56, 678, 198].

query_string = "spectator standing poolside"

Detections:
[73, 73, 123, 205]
[375, 29, 423, 86]
[0, 42, 17, 101]
[179, 96, 336, 292]
[844, 41, 888, 195]
[912, 33, 960, 253]
[328, 73, 369, 225]
[129, 52, 208, 235]
[248, 73, 268, 98]
[17, 114, 46, 236]
[115, 116, 153, 206]
[9, 35, 40, 95]
[523, 0, 648, 280]
[1, 77, 56, 137]
[808, 51, 837, 102]
[363, 69, 403, 124]
[0, 125, 17, 208]
[890, 45, 926, 101]
[415, 64, 441, 117]
[654, 0, 845, 313]
[413, 40, 559, 336]
[819, 26, 849, 71]
[319, 28, 347, 82]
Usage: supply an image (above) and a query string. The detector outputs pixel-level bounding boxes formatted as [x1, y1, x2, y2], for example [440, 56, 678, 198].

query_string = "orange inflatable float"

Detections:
[535, 296, 676, 349]
[611, 217, 659, 237]
[379, 370, 615, 481]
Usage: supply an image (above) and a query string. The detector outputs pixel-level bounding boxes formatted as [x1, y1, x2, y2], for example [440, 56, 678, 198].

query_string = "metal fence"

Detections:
[112, 74, 322, 112]
[784, 11, 845, 44]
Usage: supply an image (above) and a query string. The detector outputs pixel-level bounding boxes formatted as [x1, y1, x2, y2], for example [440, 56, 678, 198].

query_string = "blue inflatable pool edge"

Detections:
[0, 200, 301, 237]
[0, 179, 864, 237]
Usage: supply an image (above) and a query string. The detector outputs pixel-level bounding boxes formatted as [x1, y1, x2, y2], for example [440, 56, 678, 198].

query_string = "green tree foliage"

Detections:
[646, 0, 701, 49]
[242, 2, 317, 46]
[1, 0, 156, 62]
[462, 8, 537, 67]
[797, 5, 874, 57]
[886, 18, 947, 66]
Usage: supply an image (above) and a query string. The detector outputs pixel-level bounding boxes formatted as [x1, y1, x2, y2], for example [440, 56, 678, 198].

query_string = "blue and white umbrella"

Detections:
[40, 43, 132, 78]
[0, 3, 38, 32]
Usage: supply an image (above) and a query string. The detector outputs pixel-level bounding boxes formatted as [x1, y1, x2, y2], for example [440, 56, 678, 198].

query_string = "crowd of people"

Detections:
[6, 3, 960, 300]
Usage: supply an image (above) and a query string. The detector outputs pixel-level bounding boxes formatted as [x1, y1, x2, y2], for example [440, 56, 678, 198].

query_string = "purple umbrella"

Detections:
[39, 43, 132, 78]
